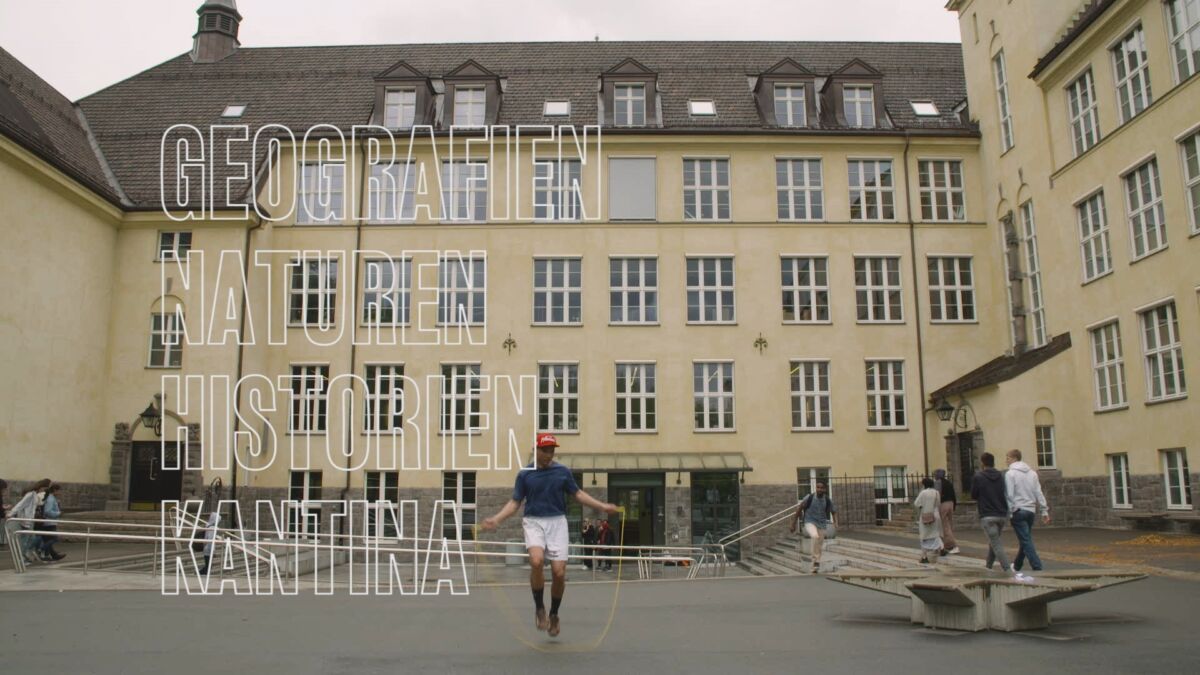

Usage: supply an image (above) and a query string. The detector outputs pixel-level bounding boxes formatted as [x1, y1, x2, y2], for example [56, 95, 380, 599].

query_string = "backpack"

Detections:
[801, 493, 833, 519]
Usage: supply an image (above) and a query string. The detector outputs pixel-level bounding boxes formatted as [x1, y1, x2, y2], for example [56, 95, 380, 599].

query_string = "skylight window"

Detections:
[221, 104, 247, 118]
[543, 101, 571, 116]
[910, 101, 939, 116]
[689, 100, 716, 116]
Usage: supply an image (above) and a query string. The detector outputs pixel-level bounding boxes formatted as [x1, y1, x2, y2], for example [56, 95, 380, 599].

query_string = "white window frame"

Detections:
[364, 364, 405, 433]
[843, 84, 875, 128]
[538, 363, 579, 433]
[609, 256, 659, 325]
[917, 159, 966, 222]
[364, 471, 400, 539]
[865, 360, 907, 430]
[288, 470, 322, 538]
[848, 159, 895, 221]
[1112, 26, 1153, 124]
[927, 256, 976, 323]
[452, 86, 486, 127]
[533, 159, 582, 221]
[438, 256, 486, 326]
[1162, 449, 1193, 509]
[362, 258, 410, 326]
[532, 257, 582, 326]
[1108, 453, 1132, 508]
[776, 158, 823, 221]
[614, 83, 646, 127]
[440, 363, 482, 434]
[1066, 69, 1101, 156]
[993, 51, 1015, 152]
[683, 158, 731, 221]
[441, 471, 477, 540]
[367, 162, 416, 222]
[686, 256, 736, 324]
[383, 88, 417, 129]
[1035, 424, 1056, 469]
[1020, 201, 1048, 348]
[1090, 320, 1128, 411]
[289, 364, 329, 434]
[297, 162, 345, 224]
[1139, 300, 1188, 402]
[288, 256, 338, 328]
[1179, 130, 1200, 236]
[1124, 159, 1168, 260]
[148, 313, 183, 368]
[1167, 0, 1200, 82]
[774, 84, 807, 127]
[615, 362, 656, 433]
[693, 361, 735, 432]
[1077, 190, 1113, 282]
[781, 255, 830, 324]
[790, 360, 832, 431]
[440, 161, 488, 222]
[156, 231, 192, 261]
[854, 256, 903, 323]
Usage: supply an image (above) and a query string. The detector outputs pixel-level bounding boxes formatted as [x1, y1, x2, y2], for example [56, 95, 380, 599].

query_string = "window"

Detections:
[993, 52, 1015, 151]
[843, 85, 875, 128]
[1077, 191, 1112, 282]
[441, 161, 487, 221]
[797, 467, 832, 500]
[848, 160, 894, 221]
[363, 258, 410, 326]
[910, 101, 939, 116]
[442, 471, 477, 540]
[693, 362, 735, 431]
[441, 364, 482, 433]
[383, 88, 416, 129]
[364, 471, 399, 538]
[288, 470, 322, 537]
[918, 160, 965, 221]
[781, 256, 829, 323]
[1162, 449, 1193, 508]
[364, 364, 405, 433]
[533, 159, 582, 221]
[1140, 301, 1187, 401]
[1020, 202, 1048, 348]
[1035, 425, 1056, 468]
[874, 465, 909, 520]
[1180, 131, 1200, 235]
[608, 157, 656, 220]
[538, 364, 579, 432]
[1091, 321, 1128, 411]
[452, 86, 486, 126]
[297, 163, 345, 223]
[866, 360, 906, 429]
[1112, 27, 1153, 123]
[615, 363, 656, 432]
[1108, 454, 1131, 508]
[927, 256, 975, 323]
[614, 84, 646, 127]
[776, 159, 823, 220]
[1167, 0, 1200, 81]
[774, 84, 807, 126]
[288, 257, 338, 327]
[683, 159, 730, 220]
[688, 100, 716, 116]
[855, 256, 903, 323]
[367, 162, 416, 222]
[1066, 70, 1101, 156]
[790, 361, 831, 431]
[438, 257, 485, 326]
[1124, 159, 1167, 260]
[289, 365, 329, 433]
[148, 313, 183, 368]
[686, 257, 735, 323]
[610, 257, 658, 324]
[157, 231, 192, 261]
[221, 104, 246, 118]
[543, 100, 570, 117]
[533, 258, 582, 325]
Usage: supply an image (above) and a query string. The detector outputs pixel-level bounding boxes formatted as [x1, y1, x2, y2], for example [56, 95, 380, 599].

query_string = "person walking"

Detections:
[914, 477, 943, 564]
[789, 481, 837, 574]
[480, 433, 619, 638]
[6, 479, 50, 564]
[0, 478, 9, 550]
[971, 453, 1031, 580]
[37, 483, 66, 561]
[580, 518, 597, 570]
[934, 469, 959, 554]
[1005, 449, 1050, 573]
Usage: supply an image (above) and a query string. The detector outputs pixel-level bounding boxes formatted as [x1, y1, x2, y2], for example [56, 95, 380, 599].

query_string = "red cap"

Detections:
[536, 433, 559, 449]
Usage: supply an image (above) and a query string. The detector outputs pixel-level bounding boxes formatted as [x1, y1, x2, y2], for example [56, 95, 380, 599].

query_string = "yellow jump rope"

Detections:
[473, 506, 627, 654]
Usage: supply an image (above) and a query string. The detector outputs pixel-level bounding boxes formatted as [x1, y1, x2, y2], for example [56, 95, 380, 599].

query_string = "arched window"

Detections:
[1034, 408, 1055, 469]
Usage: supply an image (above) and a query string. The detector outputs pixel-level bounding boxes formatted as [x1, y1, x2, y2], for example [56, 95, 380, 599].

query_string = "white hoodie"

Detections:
[1005, 461, 1049, 515]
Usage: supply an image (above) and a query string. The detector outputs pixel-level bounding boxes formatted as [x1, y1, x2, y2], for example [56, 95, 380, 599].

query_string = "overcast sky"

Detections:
[0, 0, 963, 101]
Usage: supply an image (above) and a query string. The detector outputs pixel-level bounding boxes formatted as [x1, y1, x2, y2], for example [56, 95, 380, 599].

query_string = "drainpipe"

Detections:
[902, 130, 931, 477]
[230, 211, 265, 526]
[339, 139, 370, 543]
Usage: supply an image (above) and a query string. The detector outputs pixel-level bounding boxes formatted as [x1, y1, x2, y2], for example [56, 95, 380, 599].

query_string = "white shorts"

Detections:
[522, 515, 570, 562]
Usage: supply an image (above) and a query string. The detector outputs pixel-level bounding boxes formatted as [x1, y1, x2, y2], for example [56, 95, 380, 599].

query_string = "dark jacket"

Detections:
[970, 468, 1007, 519]
[581, 523, 597, 544]
[936, 478, 957, 506]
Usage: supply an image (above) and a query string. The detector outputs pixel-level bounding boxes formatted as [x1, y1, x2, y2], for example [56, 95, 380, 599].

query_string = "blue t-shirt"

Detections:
[513, 462, 580, 517]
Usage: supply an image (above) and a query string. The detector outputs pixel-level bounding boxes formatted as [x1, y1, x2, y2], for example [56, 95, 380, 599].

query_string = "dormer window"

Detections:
[910, 100, 939, 117]
[221, 104, 246, 118]
[384, 88, 416, 129]
[614, 84, 646, 126]
[774, 84, 807, 126]
[688, 100, 716, 116]
[844, 85, 875, 128]
[543, 101, 571, 117]
[453, 87, 487, 126]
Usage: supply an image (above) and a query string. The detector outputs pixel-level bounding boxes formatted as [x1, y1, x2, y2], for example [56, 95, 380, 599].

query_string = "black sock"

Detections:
[550, 595, 562, 616]
[532, 588, 545, 611]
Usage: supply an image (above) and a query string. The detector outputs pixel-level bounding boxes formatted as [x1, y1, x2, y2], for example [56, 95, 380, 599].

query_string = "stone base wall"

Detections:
[665, 486, 691, 546]
[738, 484, 795, 558]
[3, 480, 109, 512]
[1040, 473, 1200, 533]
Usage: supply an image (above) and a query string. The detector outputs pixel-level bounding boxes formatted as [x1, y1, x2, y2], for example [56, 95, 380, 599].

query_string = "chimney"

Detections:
[191, 0, 242, 63]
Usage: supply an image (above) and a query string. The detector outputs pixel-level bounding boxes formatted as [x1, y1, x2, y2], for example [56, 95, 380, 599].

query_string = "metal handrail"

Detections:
[718, 501, 801, 547]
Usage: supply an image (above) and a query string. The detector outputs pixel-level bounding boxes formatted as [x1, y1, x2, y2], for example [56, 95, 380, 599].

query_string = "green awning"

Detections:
[558, 452, 752, 474]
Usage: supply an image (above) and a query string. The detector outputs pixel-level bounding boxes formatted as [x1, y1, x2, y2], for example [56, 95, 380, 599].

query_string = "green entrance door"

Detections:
[608, 473, 665, 548]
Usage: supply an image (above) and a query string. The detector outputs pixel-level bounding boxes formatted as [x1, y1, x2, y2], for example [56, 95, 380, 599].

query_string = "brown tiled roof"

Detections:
[1029, 0, 1118, 79]
[928, 332, 1073, 402]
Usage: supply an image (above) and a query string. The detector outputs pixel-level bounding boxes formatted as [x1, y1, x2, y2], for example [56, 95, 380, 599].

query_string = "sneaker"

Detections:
[948, 547, 960, 555]
[1012, 572, 1035, 583]
[548, 614, 561, 637]
[534, 608, 549, 632]
[811, 563, 821, 574]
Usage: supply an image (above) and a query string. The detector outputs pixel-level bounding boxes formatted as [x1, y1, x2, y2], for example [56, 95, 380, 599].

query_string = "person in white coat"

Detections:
[1005, 449, 1050, 572]
[913, 477, 943, 564]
